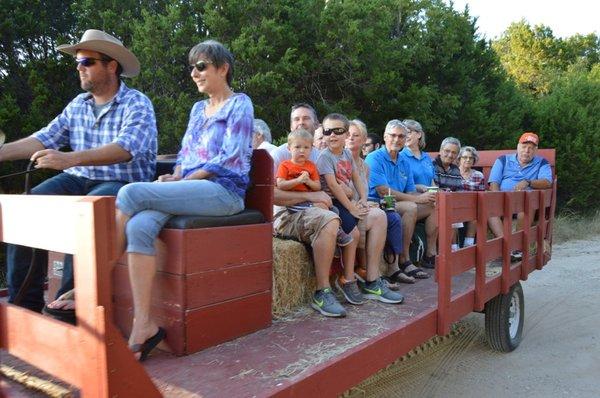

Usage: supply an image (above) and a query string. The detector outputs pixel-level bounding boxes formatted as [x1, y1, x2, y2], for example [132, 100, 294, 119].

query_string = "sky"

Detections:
[445, 0, 599, 39]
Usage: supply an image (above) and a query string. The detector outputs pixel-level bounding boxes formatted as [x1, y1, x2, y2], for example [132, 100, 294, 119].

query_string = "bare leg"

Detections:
[342, 227, 360, 281]
[312, 219, 339, 289]
[466, 220, 477, 238]
[365, 208, 386, 281]
[115, 209, 130, 255]
[394, 201, 417, 263]
[127, 252, 160, 359]
[489, 216, 503, 238]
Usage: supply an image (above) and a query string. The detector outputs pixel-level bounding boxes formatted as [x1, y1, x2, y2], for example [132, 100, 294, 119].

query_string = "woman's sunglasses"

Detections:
[75, 57, 110, 67]
[188, 60, 213, 73]
[323, 127, 347, 136]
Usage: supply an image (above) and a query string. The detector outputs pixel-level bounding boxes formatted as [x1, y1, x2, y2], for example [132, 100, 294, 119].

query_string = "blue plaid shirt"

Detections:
[177, 93, 254, 199]
[32, 82, 157, 182]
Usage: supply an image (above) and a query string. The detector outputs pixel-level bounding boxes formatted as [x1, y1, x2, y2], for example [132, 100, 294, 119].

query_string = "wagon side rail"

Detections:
[436, 182, 557, 335]
[0, 195, 160, 397]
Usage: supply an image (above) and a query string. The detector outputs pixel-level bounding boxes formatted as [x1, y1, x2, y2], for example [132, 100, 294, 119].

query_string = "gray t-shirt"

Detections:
[316, 148, 356, 198]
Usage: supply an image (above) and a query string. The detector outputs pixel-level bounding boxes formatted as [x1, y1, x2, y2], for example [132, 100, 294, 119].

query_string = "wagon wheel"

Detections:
[484, 282, 524, 352]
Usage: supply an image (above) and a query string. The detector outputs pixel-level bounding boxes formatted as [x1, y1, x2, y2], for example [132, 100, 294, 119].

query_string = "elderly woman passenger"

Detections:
[114, 40, 253, 360]
[400, 119, 435, 192]
[458, 146, 485, 247]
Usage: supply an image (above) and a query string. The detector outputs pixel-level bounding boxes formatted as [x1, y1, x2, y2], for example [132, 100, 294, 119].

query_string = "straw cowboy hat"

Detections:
[57, 29, 140, 77]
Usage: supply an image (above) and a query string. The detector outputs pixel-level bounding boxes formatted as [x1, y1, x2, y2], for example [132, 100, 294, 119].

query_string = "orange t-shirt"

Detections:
[276, 160, 320, 192]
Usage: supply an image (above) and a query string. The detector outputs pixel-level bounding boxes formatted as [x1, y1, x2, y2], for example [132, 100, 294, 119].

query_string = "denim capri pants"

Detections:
[116, 179, 244, 255]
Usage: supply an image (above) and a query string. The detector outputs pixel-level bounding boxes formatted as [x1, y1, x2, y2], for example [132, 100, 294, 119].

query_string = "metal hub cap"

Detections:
[508, 291, 521, 339]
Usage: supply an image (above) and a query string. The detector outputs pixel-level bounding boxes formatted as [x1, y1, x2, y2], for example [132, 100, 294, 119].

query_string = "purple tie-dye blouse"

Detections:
[176, 93, 254, 199]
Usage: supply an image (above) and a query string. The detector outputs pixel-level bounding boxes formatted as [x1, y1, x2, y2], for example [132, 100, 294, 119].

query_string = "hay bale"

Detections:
[272, 238, 316, 318]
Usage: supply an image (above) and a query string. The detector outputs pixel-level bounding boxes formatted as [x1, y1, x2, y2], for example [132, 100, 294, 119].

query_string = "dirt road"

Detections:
[348, 237, 600, 398]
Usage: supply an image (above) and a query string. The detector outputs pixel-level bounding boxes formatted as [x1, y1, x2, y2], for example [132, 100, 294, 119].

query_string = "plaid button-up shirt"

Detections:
[33, 82, 157, 182]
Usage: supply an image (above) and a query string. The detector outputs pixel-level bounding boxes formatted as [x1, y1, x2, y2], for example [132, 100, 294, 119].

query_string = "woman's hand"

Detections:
[349, 201, 369, 219]
[157, 173, 182, 182]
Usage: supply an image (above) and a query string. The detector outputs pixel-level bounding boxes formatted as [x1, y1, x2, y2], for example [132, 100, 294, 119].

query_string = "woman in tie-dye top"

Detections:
[114, 40, 253, 361]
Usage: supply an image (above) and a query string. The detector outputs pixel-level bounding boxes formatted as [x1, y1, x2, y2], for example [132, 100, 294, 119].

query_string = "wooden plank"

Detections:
[439, 191, 477, 223]
[185, 292, 272, 354]
[449, 288, 475, 324]
[182, 223, 273, 274]
[450, 246, 476, 277]
[0, 195, 83, 253]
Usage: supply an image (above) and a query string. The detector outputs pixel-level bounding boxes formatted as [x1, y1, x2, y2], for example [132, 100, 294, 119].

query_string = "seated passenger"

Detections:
[272, 103, 347, 318]
[488, 132, 552, 240]
[362, 133, 382, 158]
[365, 120, 438, 274]
[318, 114, 403, 305]
[433, 137, 463, 191]
[347, 119, 427, 285]
[400, 119, 435, 193]
[252, 118, 277, 153]
[458, 146, 485, 247]
[276, 129, 353, 246]
[313, 125, 328, 150]
[114, 40, 253, 360]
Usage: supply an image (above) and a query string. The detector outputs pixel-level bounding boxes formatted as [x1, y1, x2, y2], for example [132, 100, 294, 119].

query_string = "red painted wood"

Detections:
[184, 291, 272, 353]
[450, 246, 476, 277]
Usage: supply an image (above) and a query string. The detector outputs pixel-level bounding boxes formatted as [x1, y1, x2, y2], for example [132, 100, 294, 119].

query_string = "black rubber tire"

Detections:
[485, 282, 524, 352]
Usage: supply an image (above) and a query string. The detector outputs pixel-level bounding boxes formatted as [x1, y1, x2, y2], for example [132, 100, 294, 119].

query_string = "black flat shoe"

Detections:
[130, 327, 166, 362]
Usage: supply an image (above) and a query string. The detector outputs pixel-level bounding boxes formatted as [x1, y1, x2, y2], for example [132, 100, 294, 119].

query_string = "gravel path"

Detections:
[348, 236, 600, 398]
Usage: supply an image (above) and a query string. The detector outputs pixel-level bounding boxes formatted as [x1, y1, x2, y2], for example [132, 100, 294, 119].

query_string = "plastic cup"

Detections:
[383, 194, 395, 210]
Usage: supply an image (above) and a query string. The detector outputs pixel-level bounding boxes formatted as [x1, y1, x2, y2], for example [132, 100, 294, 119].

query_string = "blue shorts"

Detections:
[332, 199, 358, 234]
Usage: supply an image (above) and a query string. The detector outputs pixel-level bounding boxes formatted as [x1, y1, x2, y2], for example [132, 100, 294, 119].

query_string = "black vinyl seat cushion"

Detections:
[165, 209, 265, 230]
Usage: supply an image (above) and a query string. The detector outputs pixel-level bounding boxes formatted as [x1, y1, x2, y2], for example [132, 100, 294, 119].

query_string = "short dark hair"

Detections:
[367, 133, 382, 147]
[189, 40, 234, 86]
[323, 113, 350, 131]
[290, 102, 318, 122]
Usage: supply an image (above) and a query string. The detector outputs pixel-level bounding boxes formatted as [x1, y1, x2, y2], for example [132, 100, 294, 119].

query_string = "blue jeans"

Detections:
[7, 173, 125, 312]
[116, 180, 244, 256]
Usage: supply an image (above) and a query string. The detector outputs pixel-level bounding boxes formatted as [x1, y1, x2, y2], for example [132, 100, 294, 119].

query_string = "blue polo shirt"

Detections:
[399, 147, 434, 186]
[365, 147, 416, 200]
[488, 154, 552, 191]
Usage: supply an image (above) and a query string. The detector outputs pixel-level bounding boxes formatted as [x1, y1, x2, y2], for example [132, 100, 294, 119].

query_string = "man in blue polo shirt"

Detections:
[366, 119, 437, 280]
[489, 132, 552, 192]
[488, 132, 552, 245]
[0, 29, 157, 315]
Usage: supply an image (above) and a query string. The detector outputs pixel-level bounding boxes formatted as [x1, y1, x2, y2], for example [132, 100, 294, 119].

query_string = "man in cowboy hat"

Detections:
[0, 29, 157, 317]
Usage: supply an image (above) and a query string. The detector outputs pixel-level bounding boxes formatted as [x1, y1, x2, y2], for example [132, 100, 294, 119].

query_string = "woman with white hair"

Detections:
[458, 146, 485, 247]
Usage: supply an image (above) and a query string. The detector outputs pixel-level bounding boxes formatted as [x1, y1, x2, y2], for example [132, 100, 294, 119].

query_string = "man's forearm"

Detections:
[70, 143, 132, 166]
[0, 137, 45, 162]
[530, 179, 552, 189]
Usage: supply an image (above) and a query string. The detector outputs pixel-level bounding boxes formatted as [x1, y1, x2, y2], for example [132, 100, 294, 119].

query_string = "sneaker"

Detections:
[361, 278, 404, 304]
[311, 288, 347, 317]
[421, 255, 436, 269]
[354, 267, 367, 283]
[335, 277, 366, 305]
[510, 250, 523, 263]
[336, 228, 353, 247]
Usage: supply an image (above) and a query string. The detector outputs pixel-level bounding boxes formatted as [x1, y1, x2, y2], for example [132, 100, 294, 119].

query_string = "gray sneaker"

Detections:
[335, 278, 366, 305]
[311, 288, 347, 317]
[336, 228, 353, 247]
[361, 277, 404, 304]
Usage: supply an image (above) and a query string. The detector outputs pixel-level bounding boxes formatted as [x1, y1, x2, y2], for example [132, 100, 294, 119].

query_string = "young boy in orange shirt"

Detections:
[276, 129, 352, 246]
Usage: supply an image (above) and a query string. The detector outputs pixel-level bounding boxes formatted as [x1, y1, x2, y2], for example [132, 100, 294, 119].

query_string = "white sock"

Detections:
[451, 243, 459, 252]
[464, 237, 475, 246]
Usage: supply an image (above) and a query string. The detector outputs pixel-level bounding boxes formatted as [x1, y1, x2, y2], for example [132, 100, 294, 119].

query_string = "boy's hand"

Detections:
[297, 171, 310, 183]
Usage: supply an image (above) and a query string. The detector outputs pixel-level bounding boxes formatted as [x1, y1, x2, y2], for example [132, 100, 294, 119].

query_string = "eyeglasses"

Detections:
[188, 60, 213, 73]
[75, 57, 110, 67]
[460, 156, 475, 161]
[323, 127, 347, 136]
[386, 133, 406, 140]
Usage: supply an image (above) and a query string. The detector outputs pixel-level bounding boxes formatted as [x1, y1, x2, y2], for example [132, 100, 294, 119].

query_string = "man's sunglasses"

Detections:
[75, 57, 111, 67]
[188, 60, 213, 73]
[323, 127, 347, 136]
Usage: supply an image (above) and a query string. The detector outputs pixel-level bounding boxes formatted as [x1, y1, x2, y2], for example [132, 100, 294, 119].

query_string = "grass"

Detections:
[552, 211, 600, 244]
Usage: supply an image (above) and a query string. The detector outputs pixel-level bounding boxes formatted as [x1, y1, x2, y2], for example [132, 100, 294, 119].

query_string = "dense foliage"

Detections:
[0, 1, 598, 212]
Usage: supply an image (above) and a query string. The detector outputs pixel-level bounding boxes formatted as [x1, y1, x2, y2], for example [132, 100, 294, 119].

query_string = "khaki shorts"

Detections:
[273, 206, 339, 246]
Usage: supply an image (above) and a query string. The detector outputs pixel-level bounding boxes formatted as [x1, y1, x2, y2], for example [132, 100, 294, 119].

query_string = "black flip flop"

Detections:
[43, 305, 76, 325]
[400, 261, 430, 279]
[386, 270, 415, 284]
[130, 327, 166, 362]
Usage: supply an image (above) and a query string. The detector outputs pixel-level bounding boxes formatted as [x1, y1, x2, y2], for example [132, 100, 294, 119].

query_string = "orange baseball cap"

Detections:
[519, 132, 539, 146]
